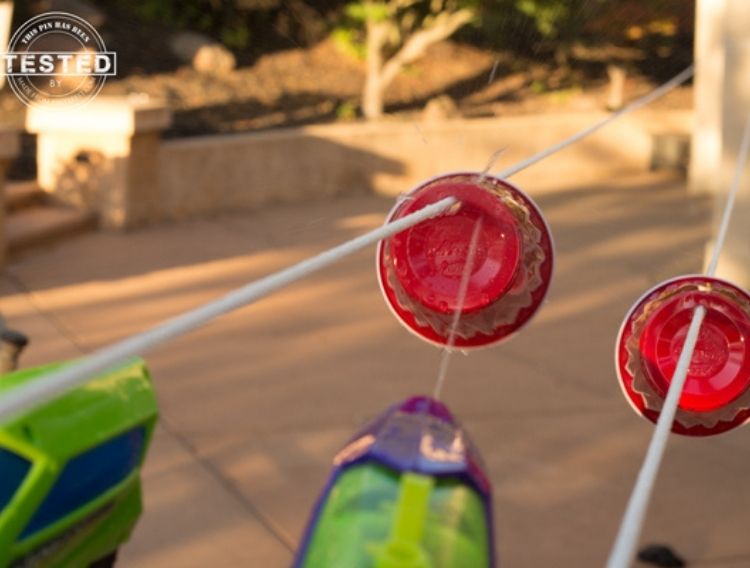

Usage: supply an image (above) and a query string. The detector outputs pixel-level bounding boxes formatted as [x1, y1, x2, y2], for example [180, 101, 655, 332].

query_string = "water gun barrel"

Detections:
[293, 396, 495, 568]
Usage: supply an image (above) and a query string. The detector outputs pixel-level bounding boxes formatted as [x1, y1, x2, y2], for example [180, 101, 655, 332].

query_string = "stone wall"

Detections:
[158, 110, 692, 220]
[27, 97, 172, 229]
[25, 98, 691, 229]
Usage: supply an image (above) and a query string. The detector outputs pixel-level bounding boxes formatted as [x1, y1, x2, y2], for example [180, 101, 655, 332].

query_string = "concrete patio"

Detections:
[2, 169, 749, 567]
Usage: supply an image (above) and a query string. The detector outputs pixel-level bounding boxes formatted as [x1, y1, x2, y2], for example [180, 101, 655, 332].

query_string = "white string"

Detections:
[0, 197, 457, 425]
[432, 66, 693, 401]
[433, 218, 483, 400]
[0, 65, 699, 425]
[497, 65, 695, 180]
[606, 115, 750, 568]
[605, 306, 705, 568]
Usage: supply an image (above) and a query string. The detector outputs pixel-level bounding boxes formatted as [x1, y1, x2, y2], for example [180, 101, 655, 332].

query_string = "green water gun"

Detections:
[0, 324, 158, 568]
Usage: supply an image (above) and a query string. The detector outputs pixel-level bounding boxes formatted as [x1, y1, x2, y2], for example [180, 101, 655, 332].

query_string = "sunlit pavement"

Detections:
[4, 171, 749, 567]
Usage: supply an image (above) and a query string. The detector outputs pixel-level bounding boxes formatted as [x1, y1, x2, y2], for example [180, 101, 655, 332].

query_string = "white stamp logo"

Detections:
[2, 11, 116, 108]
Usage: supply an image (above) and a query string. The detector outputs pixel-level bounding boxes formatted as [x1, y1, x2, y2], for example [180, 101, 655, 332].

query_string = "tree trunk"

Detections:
[362, 7, 474, 120]
[363, 19, 389, 120]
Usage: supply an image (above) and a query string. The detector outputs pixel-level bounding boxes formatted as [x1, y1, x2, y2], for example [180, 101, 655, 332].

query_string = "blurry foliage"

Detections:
[106, 0, 691, 60]
[220, 23, 252, 50]
[586, 0, 692, 38]
[103, 0, 692, 87]
[530, 79, 546, 94]
[332, 27, 366, 59]
[111, 0, 349, 54]
[469, 0, 692, 58]
[515, 0, 573, 38]
[333, 0, 479, 60]
[126, 0, 218, 33]
[336, 1, 478, 118]
[625, 19, 677, 41]
[469, 0, 607, 59]
[335, 100, 358, 120]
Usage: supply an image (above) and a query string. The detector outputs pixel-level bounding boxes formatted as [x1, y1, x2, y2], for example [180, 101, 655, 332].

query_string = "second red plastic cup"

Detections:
[616, 275, 750, 436]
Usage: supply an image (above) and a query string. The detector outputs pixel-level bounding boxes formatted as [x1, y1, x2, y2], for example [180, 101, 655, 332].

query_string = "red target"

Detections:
[377, 172, 554, 348]
[616, 275, 750, 436]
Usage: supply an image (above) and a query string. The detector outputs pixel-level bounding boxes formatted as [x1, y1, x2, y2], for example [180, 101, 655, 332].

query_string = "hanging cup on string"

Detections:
[377, 172, 554, 348]
[616, 275, 750, 436]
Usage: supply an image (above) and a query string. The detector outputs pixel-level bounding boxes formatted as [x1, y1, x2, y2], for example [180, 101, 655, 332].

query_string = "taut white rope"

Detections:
[497, 65, 694, 180]
[605, 306, 706, 568]
[0, 65, 700, 427]
[433, 218, 483, 400]
[0, 197, 457, 425]
[606, 115, 750, 568]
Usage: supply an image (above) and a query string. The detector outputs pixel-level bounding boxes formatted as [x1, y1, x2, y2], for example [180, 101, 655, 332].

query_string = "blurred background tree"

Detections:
[336, 0, 478, 119]
[99, 0, 689, 83]
[104, 0, 348, 63]
[4, 0, 690, 132]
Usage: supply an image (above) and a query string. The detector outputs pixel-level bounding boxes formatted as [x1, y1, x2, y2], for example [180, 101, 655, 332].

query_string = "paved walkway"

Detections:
[3, 172, 748, 567]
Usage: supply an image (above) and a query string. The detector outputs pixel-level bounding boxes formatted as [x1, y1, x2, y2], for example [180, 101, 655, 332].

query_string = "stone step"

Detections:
[5, 181, 46, 213]
[6, 205, 97, 255]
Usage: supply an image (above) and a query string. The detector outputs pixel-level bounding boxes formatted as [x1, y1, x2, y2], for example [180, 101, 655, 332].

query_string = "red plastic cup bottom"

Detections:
[616, 275, 750, 436]
[378, 172, 553, 348]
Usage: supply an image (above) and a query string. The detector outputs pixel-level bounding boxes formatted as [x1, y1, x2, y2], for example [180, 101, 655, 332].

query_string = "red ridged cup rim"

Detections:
[377, 172, 554, 348]
[616, 275, 750, 436]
